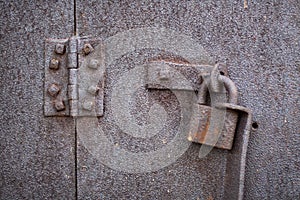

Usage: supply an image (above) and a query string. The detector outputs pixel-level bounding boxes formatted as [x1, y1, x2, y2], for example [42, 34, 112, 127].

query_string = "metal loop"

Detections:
[210, 64, 223, 92]
[197, 75, 238, 104]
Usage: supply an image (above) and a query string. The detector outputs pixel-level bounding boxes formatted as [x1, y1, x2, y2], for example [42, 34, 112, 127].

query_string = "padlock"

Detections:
[188, 75, 239, 150]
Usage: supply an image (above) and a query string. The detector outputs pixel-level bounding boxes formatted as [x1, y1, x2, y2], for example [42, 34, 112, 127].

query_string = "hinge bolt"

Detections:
[159, 68, 170, 80]
[83, 43, 94, 55]
[55, 43, 66, 55]
[82, 100, 94, 111]
[88, 59, 99, 69]
[48, 84, 60, 97]
[54, 99, 65, 111]
[87, 85, 99, 95]
[49, 58, 60, 70]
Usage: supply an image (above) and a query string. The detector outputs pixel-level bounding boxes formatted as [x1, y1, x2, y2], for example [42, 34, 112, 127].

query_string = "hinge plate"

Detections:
[77, 37, 104, 117]
[44, 38, 70, 116]
[44, 37, 105, 117]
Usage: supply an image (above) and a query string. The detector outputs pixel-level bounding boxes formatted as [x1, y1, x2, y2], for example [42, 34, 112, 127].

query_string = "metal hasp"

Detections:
[146, 61, 228, 91]
[44, 37, 104, 117]
[146, 61, 252, 150]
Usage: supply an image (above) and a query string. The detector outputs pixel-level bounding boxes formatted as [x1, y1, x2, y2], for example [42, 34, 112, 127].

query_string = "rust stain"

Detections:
[207, 195, 214, 200]
[244, 0, 248, 9]
[149, 56, 190, 64]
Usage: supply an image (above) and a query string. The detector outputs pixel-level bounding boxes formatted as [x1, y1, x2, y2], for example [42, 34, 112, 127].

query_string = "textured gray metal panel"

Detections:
[0, 1, 76, 199]
[76, 0, 299, 199]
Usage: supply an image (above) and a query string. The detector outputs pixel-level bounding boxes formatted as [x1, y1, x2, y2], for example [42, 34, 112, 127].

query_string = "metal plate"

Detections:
[0, 1, 76, 199]
[146, 61, 224, 91]
[77, 37, 105, 117]
[44, 38, 70, 116]
[76, 0, 300, 200]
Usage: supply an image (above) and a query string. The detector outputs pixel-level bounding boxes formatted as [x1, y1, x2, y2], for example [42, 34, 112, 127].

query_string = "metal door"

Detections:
[1, 1, 299, 200]
[0, 1, 76, 199]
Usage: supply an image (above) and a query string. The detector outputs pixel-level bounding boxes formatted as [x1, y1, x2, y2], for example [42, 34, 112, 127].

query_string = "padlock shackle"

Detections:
[219, 75, 238, 104]
[197, 75, 238, 104]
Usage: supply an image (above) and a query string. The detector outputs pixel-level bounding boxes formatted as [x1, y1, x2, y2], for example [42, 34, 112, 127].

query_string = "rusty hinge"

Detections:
[44, 36, 104, 117]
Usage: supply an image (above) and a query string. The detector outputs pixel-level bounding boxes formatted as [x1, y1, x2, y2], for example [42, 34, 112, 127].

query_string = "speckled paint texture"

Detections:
[0, 0, 299, 200]
[0, 1, 76, 199]
[76, 0, 299, 199]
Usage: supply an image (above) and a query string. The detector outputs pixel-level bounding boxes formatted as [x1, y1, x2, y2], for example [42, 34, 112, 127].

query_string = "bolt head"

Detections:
[83, 43, 94, 55]
[159, 68, 170, 80]
[49, 58, 60, 70]
[88, 59, 99, 69]
[55, 43, 66, 55]
[54, 100, 65, 111]
[82, 100, 94, 111]
[87, 85, 99, 95]
[48, 84, 60, 97]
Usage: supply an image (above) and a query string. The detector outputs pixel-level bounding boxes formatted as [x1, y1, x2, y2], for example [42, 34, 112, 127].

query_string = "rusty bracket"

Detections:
[44, 37, 104, 117]
[145, 61, 228, 91]
[77, 37, 104, 117]
[44, 38, 70, 116]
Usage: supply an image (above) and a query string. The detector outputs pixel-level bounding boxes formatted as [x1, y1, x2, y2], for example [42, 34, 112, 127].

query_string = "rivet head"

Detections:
[48, 84, 60, 97]
[159, 68, 170, 80]
[82, 100, 94, 111]
[87, 85, 99, 95]
[49, 58, 60, 70]
[83, 43, 94, 55]
[55, 44, 66, 55]
[88, 59, 99, 69]
[54, 100, 65, 111]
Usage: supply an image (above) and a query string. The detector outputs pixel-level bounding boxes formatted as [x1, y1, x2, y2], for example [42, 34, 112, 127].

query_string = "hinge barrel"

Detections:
[68, 36, 78, 69]
[68, 70, 78, 117]
[67, 37, 79, 117]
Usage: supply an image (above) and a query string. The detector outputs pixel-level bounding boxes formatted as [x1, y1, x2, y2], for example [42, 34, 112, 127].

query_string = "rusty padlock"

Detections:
[188, 75, 239, 150]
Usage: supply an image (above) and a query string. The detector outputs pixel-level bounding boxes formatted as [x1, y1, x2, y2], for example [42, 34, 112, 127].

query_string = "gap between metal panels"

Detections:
[74, 1, 78, 200]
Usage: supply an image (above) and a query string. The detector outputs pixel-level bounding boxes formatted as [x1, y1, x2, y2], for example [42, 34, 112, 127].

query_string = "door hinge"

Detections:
[44, 36, 104, 117]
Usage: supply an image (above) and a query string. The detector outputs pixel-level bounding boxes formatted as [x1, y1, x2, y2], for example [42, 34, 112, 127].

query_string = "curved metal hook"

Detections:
[197, 75, 238, 104]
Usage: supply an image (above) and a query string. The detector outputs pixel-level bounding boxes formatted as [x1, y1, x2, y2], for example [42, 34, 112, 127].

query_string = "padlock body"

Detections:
[188, 104, 238, 150]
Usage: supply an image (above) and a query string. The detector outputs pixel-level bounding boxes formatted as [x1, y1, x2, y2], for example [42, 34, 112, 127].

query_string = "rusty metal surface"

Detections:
[0, 1, 76, 199]
[44, 36, 105, 117]
[146, 61, 243, 150]
[75, 11, 248, 200]
[188, 104, 239, 150]
[188, 75, 240, 150]
[145, 61, 216, 91]
[0, 0, 298, 199]
[44, 39, 70, 116]
[76, 0, 300, 199]
[77, 37, 105, 117]
[146, 61, 230, 91]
